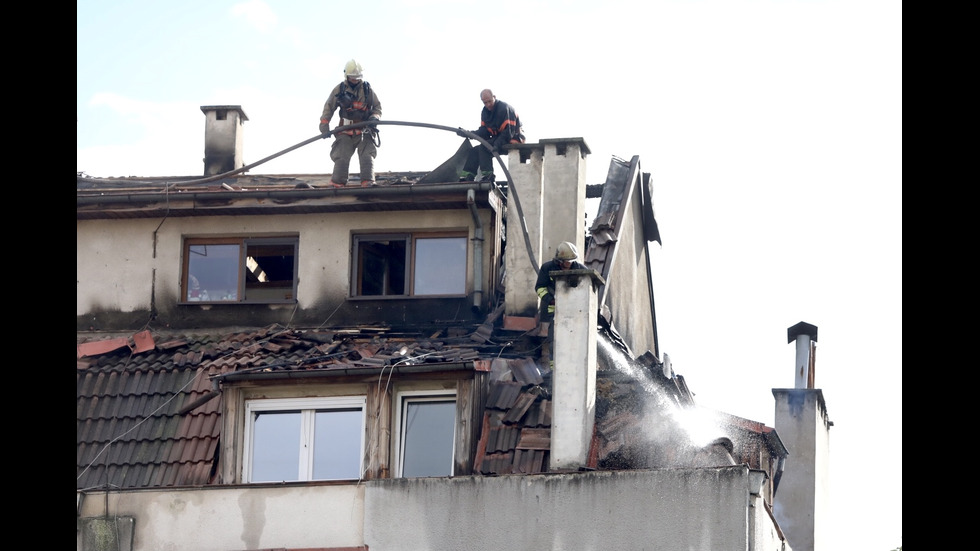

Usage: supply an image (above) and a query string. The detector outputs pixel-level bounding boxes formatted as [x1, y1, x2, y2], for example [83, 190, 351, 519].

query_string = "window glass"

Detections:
[183, 237, 297, 303]
[313, 409, 364, 480]
[399, 395, 456, 477]
[250, 411, 301, 482]
[413, 237, 467, 295]
[355, 236, 407, 296]
[352, 233, 466, 298]
[245, 397, 365, 483]
[187, 243, 240, 302]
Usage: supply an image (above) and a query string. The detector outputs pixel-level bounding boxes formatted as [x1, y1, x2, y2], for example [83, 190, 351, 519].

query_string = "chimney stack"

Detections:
[548, 267, 604, 471]
[502, 138, 590, 330]
[772, 321, 831, 551]
[201, 105, 248, 176]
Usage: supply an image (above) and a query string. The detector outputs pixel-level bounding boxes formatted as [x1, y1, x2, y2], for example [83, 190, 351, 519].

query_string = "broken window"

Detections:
[351, 233, 467, 297]
[243, 397, 366, 482]
[394, 390, 457, 477]
[182, 236, 298, 303]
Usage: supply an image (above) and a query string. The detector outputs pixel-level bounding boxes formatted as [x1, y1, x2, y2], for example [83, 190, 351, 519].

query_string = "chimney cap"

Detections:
[787, 321, 818, 343]
[200, 105, 249, 121]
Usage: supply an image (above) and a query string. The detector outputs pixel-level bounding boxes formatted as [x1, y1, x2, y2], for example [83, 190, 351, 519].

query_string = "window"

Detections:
[352, 233, 467, 297]
[182, 236, 298, 303]
[393, 390, 457, 477]
[243, 397, 366, 482]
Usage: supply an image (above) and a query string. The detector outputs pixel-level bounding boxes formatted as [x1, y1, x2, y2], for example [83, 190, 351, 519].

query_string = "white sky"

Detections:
[77, 1, 902, 549]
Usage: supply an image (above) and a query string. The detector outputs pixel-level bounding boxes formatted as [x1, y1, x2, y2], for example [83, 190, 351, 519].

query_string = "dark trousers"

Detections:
[462, 146, 493, 176]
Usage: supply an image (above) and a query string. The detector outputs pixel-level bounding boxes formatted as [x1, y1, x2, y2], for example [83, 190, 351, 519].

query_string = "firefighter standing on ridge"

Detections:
[534, 241, 586, 370]
[457, 88, 525, 182]
[319, 59, 382, 187]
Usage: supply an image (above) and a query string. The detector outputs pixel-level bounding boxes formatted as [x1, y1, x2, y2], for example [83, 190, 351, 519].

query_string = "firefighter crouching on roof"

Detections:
[457, 88, 525, 183]
[534, 241, 587, 369]
[319, 59, 382, 187]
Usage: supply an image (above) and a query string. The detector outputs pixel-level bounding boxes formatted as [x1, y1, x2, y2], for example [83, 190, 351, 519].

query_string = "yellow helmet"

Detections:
[344, 59, 363, 79]
[555, 241, 579, 261]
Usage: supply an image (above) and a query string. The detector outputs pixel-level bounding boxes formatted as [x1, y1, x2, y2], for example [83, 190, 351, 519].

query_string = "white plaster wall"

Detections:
[76, 484, 365, 551]
[541, 142, 587, 262]
[551, 271, 598, 470]
[504, 146, 544, 317]
[753, 491, 794, 551]
[772, 389, 831, 551]
[77, 209, 490, 317]
[77, 218, 161, 315]
[603, 187, 657, 357]
[77, 467, 790, 551]
[364, 468, 764, 551]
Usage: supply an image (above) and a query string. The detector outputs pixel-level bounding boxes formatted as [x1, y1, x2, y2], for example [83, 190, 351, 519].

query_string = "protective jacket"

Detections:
[474, 99, 525, 151]
[321, 80, 382, 136]
[535, 258, 587, 319]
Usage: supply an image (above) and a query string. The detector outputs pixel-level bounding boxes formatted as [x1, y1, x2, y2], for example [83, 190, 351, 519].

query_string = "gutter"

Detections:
[467, 188, 484, 314]
[214, 361, 474, 383]
[77, 182, 497, 206]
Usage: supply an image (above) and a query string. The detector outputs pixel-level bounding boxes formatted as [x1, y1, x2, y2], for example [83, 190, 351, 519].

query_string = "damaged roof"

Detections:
[77, 315, 700, 491]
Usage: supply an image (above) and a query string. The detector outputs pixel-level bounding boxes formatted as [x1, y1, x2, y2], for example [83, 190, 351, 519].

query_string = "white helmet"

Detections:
[344, 59, 363, 79]
[555, 241, 579, 261]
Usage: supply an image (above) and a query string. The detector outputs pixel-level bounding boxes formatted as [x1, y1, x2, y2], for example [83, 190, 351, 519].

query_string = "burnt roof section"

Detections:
[77, 314, 714, 491]
[76, 172, 508, 221]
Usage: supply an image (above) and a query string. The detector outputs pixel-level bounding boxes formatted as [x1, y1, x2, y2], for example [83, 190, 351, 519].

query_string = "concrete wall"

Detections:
[603, 180, 657, 357]
[504, 139, 589, 320]
[365, 468, 775, 551]
[504, 144, 544, 317]
[77, 208, 494, 330]
[540, 139, 588, 264]
[551, 269, 601, 470]
[76, 483, 365, 551]
[772, 389, 831, 551]
[79, 466, 790, 551]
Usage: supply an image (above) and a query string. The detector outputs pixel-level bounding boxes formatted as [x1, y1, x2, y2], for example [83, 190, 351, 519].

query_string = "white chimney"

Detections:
[502, 138, 590, 330]
[548, 268, 604, 470]
[772, 321, 832, 551]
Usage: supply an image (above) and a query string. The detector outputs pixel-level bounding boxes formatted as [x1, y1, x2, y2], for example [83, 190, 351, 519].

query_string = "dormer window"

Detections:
[243, 396, 366, 482]
[182, 236, 298, 303]
[351, 232, 467, 297]
[394, 390, 458, 477]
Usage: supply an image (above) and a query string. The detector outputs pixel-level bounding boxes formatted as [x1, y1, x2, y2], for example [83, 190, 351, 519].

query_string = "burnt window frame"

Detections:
[181, 236, 299, 304]
[350, 231, 468, 298]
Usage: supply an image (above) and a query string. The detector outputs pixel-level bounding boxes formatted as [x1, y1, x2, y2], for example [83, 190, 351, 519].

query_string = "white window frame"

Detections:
[243, 396, 366, 483]
[392, 389, 458, 478]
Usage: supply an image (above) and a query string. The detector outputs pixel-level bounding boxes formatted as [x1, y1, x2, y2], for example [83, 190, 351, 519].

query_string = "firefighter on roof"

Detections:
[319, 59, 383, 186]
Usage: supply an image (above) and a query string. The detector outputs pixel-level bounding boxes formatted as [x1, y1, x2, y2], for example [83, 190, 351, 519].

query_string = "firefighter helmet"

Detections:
[555, 241, 579, 261]
[344, 59, 363, 79]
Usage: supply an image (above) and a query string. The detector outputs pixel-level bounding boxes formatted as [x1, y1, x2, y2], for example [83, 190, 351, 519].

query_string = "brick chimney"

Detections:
[201, 105, 248, 176]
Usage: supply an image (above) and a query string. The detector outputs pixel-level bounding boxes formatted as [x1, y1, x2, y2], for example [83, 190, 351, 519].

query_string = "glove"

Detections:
[319, 121, 329, 137]
[365, 115, 379, 131]
[456, 128, 471, 138]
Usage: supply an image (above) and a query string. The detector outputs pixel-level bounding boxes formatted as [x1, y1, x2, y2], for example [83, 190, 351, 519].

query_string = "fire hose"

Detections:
[152, 119, 538, 270]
